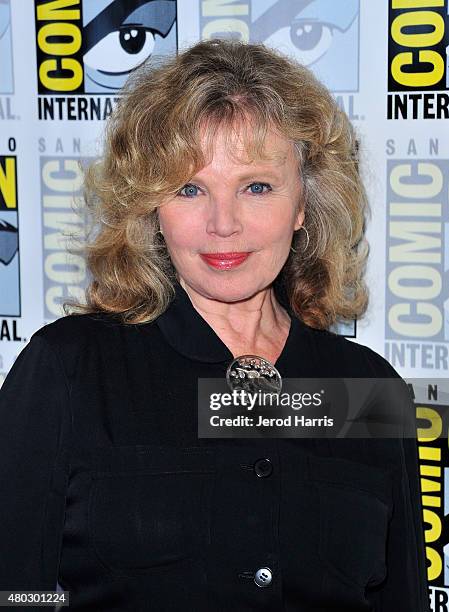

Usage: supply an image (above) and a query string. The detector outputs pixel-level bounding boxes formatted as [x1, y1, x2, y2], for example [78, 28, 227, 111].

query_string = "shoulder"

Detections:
[29, 313, 144, 365]
[298, 320, 401, 378]
[26, 313, 153, 384]
[2, 315, 115, 392]
[342, 337, 400, 378]
[29, 310, 163, 358]
[31, 312, 121, 347]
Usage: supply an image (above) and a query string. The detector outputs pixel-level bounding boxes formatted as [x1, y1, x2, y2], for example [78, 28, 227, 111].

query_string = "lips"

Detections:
[200, 252, 251, 270]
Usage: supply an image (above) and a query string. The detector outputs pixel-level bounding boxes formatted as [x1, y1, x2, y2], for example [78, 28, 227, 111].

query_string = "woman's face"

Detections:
[158, 124, 305, 303]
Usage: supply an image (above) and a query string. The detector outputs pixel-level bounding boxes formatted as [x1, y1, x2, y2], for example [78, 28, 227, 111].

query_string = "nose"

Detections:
[206, 193, 243, 238]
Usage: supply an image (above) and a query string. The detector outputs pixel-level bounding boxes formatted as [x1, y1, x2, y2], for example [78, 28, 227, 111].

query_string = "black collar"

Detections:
[155, 277, 309, 367]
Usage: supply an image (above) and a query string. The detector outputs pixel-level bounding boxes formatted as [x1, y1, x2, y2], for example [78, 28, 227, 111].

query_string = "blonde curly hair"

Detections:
[68, 38, 370, 330]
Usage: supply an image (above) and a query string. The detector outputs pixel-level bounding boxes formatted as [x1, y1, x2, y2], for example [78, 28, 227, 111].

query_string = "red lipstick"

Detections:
[200, 252, 251, 270]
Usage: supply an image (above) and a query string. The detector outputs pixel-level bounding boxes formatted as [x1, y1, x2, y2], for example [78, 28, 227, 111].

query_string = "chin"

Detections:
[194, 275, 267, 303]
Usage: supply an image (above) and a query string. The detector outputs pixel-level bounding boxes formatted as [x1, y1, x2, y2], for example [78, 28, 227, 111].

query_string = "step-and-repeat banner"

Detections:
[0, 0, 447, 606]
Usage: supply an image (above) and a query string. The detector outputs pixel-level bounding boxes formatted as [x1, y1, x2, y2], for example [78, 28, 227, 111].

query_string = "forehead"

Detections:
[197, 118, 295, 170]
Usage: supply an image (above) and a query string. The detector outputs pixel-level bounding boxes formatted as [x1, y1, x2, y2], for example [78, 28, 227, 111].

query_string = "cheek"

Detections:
[160, 211, 201, 250]
[252, 213, 295, 245]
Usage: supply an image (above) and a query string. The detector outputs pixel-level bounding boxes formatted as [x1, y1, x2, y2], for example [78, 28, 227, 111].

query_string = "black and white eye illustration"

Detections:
[82, 0, 177, 93]
[251, 0, 359, 93]
[0, 218, 17, 266]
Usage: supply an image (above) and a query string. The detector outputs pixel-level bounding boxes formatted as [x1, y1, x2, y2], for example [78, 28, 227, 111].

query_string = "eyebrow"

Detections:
[189, 171, 284, 183]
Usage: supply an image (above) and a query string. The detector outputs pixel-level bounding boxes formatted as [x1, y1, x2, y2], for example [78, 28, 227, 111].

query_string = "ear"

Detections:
[294, 207, 305, 231]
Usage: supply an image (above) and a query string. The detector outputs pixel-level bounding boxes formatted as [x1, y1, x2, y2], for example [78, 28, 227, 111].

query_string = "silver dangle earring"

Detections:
[300, 226, 310, 251]
[290, 226, 309, 253]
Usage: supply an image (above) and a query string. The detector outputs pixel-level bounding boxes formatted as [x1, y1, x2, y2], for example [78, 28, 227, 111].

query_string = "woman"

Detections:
[0, 39, 428, 611]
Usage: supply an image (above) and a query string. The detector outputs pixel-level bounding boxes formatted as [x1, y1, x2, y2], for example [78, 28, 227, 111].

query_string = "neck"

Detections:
[179, 278, 291, 361]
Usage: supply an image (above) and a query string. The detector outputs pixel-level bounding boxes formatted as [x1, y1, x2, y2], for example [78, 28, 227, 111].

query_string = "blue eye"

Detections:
[248, 182, 271, 194]
[178, 184, 199, 198]
[177, 182, 272, 198]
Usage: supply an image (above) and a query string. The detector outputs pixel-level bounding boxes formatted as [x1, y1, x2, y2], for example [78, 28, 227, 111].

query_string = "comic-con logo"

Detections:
[0, 0, 13, 94]
[200, 0, 360, 93]
[0, 154, 20, 317]
[388, 0, 449, 119]
[34, 0, 177, 119]
[413, 387, 449, 604]
[40, 156, 87, 320]
[385, 160, 448, 372]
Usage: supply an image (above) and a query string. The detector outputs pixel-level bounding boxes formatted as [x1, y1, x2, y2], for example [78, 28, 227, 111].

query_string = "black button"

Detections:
[254, 458, 273, 478]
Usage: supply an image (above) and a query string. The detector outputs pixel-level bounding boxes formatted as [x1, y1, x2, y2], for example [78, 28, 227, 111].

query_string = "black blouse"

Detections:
[0, 279, 429, 611]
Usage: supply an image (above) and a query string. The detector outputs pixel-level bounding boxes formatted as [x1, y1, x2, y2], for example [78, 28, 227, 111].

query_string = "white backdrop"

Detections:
[0, 1, 447, 605]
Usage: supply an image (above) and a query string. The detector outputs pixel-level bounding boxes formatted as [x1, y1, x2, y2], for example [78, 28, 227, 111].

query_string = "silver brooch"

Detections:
[226, 355, 282, 395]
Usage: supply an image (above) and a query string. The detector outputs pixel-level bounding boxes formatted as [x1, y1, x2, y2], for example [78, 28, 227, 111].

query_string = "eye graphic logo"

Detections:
[35, 0, 177, 95]
[0, 0, 13, 94]
[250, 0, 360, 93]
[0, 156, 20, 317]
